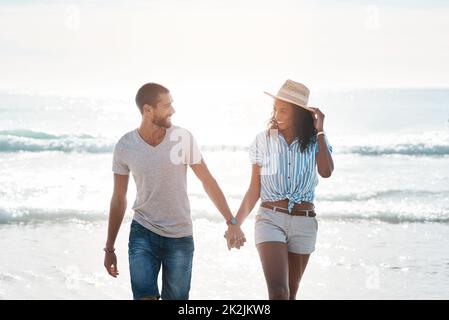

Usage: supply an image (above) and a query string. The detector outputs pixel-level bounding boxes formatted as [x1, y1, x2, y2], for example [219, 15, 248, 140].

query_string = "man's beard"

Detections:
[153, 116, 172, 128]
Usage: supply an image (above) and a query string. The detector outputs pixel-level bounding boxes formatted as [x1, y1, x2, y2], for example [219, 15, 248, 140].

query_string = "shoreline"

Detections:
[0, 219, 448, 300]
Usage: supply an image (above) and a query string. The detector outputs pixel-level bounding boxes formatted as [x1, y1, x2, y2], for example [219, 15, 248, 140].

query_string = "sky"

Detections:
[1, 0, 449, 98]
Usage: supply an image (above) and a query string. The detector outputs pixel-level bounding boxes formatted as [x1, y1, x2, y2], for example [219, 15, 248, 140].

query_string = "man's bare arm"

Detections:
[104, 173, 129, 277]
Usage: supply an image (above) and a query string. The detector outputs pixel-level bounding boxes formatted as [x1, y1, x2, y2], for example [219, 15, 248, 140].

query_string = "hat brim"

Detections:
[264, 91, 313, 112]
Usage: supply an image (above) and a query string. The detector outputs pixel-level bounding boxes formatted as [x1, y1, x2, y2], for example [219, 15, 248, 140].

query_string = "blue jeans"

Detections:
[128, 219, 194, 300]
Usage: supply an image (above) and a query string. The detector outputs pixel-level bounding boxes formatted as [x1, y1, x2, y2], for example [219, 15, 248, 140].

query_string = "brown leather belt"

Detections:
[261, 202, 316, 217]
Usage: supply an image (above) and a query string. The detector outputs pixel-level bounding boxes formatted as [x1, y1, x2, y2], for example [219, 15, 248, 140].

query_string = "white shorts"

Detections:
[254, 206, 318, 254]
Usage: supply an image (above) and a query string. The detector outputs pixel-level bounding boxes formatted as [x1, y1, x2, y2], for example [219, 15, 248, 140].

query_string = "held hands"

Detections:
[224, 225, 246, 250]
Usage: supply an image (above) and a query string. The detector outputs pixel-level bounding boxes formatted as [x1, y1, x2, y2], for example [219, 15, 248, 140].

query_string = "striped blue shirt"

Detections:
[249, 129, 333, 213]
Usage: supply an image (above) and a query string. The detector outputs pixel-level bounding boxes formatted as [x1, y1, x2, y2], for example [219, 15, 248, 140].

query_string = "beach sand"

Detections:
[1, 217, 448, 300]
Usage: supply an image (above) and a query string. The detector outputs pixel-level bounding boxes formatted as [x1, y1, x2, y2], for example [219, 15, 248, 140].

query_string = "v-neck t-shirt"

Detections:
[112, 125, 202, 238]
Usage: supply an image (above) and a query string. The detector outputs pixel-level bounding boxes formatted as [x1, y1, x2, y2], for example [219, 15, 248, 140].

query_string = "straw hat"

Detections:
[264, 80, 312, 112]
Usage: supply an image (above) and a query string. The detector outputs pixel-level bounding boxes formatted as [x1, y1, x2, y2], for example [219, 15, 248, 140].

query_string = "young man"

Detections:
[103, 83, 245, 300]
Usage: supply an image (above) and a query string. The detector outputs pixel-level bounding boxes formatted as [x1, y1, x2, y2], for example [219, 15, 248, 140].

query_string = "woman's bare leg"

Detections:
[287, 252, 310, 300]
[256, 242, 290, 300]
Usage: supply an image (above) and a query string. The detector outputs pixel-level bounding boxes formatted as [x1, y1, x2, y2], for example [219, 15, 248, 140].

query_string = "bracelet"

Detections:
[103, 247, 115, 254]
[317, 131, 325, 136]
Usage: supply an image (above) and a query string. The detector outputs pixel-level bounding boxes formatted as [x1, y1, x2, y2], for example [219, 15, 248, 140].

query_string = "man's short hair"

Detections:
[135, 83, 169, 114]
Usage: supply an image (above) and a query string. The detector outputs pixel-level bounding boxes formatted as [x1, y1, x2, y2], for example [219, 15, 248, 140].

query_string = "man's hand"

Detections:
[104, 252, 119, 278]
[224, 225, 246, 250]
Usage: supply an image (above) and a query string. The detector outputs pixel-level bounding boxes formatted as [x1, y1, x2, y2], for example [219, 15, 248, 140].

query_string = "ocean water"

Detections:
[0, 88, 448, 299]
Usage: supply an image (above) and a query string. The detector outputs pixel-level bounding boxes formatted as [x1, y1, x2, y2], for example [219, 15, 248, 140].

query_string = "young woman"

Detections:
[225, 79, 334, 300]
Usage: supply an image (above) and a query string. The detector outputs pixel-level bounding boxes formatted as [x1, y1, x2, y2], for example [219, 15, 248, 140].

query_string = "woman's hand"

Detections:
[308, 107, 325, 132]
[224, 225, 246, 250]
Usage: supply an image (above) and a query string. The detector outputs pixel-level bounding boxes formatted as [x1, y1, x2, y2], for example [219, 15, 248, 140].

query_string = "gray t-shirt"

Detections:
[112, 125, 202, 238]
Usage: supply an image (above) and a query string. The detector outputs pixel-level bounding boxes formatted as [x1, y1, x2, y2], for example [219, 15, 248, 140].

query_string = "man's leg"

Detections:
[128, 220, 162, 300]
[160, 235, 194, 300]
